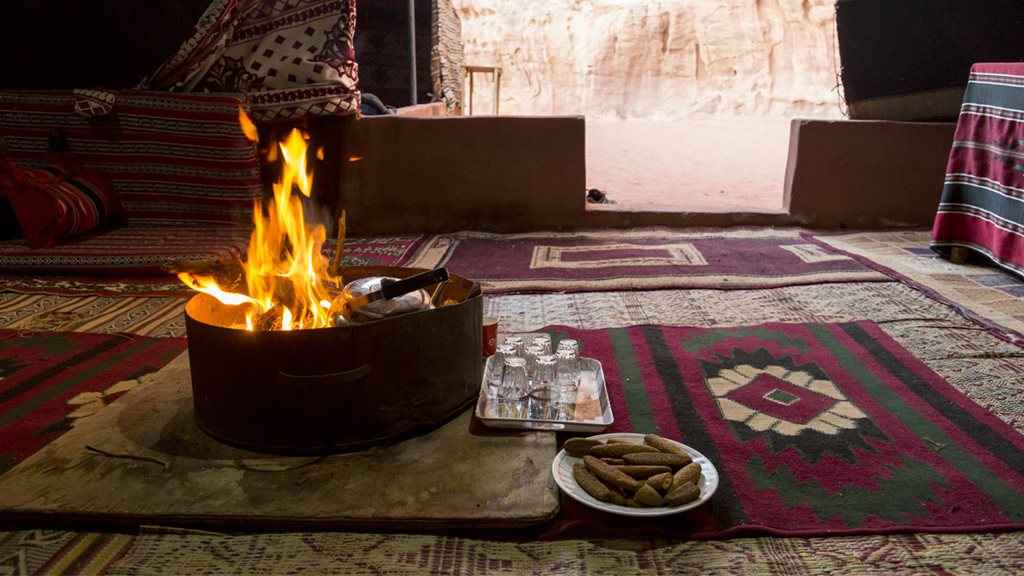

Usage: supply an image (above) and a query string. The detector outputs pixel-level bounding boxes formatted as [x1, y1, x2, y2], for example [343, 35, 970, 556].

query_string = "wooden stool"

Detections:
[464, 65, 502, 115]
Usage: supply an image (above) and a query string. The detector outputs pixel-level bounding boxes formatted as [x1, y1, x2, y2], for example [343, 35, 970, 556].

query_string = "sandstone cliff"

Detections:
[453, 0, 844, 119]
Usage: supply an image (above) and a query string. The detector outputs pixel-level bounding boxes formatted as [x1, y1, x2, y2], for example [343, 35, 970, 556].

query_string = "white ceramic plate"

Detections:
[551, 432, 719, 517]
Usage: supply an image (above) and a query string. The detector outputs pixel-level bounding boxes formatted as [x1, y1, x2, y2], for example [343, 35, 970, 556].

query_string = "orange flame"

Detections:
[238, 107, 259, 143]
[179, 112, 340, 331]
[178, 272, 255, 307]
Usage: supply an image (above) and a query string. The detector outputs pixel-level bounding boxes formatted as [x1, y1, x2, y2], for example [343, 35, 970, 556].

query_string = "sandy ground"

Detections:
[585, 116, 793, 211]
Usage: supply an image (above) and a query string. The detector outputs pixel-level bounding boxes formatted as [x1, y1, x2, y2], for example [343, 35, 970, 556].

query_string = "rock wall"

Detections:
[453, 0, 844, 119]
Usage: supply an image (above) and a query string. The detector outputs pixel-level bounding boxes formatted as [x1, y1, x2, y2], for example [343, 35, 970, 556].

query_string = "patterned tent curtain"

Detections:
[139, 0, 360, 122]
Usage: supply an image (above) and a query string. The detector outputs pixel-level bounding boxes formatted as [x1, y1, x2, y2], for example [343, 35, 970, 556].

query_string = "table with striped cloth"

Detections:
[932, 62, 1024, 276]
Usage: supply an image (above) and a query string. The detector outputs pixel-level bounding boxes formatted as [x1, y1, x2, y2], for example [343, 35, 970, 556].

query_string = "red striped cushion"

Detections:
[0, 90, 263, 225]
[5, 163, 120, 248]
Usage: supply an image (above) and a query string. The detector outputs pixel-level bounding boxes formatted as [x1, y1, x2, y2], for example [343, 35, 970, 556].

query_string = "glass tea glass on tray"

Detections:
[532, 354, 557, 393]
[486, 343, 519, 395]
[530, 335, 552, 355]
[523, 344, 544, 379]
[553, 348, 581, 420]
[557, 338, 579, 355]
[555, 348, 581, 391]
[503, 335, 525, 357]
[499, 356, 529, 401]
[525, 386, 554, 420]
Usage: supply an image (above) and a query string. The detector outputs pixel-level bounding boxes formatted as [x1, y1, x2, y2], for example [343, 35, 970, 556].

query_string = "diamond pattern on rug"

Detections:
[541, 321, 1024, 537]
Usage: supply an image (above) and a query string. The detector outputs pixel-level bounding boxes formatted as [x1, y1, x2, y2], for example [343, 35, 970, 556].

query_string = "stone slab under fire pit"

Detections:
[0, 352, 559, 530]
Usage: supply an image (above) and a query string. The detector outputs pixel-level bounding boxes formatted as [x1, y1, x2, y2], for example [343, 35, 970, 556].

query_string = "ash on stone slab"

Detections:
[0, 352, 559, 530]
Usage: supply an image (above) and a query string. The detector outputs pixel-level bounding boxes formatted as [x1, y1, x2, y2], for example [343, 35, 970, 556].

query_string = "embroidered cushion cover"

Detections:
[139, 0, 359, 122]
[0, 89, 263, 225]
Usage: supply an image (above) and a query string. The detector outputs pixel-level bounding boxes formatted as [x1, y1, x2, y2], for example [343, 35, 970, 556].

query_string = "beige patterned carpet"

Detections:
[812, 229, 1024, 342]
[1, 229, 1023, 575]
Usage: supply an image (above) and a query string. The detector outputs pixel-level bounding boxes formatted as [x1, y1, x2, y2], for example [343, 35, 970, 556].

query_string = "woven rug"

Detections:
[0, 224, 253, 277]
[0, 530, 133, 575]
[0, 293, 188, 337]
[2, 240, 1024, 574]
[809, 230, 1024, 343]
[0, 235, 428, 338]
[403, 228, 890, 293]
[0, 276, 195, 298]
[541, 321, 1024, 538]
[0, 330, 187, 475]
[0, 234, 427, 298]
[62, 529, 1024, 576]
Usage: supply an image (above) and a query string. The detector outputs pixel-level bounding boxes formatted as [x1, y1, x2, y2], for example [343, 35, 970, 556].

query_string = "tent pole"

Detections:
[408, 0, 417, 105]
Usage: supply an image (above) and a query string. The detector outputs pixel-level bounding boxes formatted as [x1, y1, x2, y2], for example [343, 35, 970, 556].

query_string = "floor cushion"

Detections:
[0, 223, 251, 276]
[2, 161, 120, 249]
[0, 89, 263, 225]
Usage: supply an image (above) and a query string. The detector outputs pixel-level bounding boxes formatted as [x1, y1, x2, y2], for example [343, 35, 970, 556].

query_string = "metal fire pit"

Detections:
[184, 266, 482, 455]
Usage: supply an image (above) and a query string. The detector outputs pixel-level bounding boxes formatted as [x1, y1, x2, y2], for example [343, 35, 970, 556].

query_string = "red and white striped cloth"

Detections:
[932, 62, 1024, 277]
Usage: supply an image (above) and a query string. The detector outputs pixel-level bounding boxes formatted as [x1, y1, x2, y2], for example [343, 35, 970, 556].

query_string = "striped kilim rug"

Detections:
[0, 530, 132, 575]
[930, 63, 1024, 279]
[404, 228, 890, 293]
[0, 235, 429, 338]
[0, 293, 189, 337]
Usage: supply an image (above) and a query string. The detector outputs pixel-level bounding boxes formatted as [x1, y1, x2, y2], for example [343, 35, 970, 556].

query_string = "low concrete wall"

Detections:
[784, 119, 956, 228]
[337, 115, 955, 233]
[342, 115, 586, 234]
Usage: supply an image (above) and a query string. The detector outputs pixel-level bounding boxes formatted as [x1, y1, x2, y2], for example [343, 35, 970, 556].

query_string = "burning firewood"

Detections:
[332, 209, 346, 279]
[251, 304, 328, 331]
[175, 123, 344, 332]
[165, 258, 245, 293]
[253, 305, 283, 331]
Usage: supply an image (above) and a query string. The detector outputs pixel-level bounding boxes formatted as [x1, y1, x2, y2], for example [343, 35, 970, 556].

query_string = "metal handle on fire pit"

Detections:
[278, 363, 372, 387]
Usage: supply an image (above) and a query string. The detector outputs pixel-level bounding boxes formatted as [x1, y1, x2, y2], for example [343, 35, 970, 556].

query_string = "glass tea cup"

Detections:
[529, 335, 552, 355]
[532, 354, 557, 393]
[523, 344, 544, 379]
[486, 343, 518, 393]
[555, 348, 581, 395]
[525, 386, 554, 420]
[556, 338, 579, 355]
[499, 356, 529, 401]
[502, 335, 525, 356]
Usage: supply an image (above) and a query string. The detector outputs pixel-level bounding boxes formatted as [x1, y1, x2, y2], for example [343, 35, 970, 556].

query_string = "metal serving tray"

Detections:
[474, 356, 615, 432]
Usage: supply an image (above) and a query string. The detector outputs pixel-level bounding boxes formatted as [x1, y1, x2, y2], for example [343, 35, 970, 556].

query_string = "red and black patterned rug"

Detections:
[545, 321, 1024, 538]
[0, 330, 187, 474]
[404, 229, 891, 293]
[4, 322, 1021, 540]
